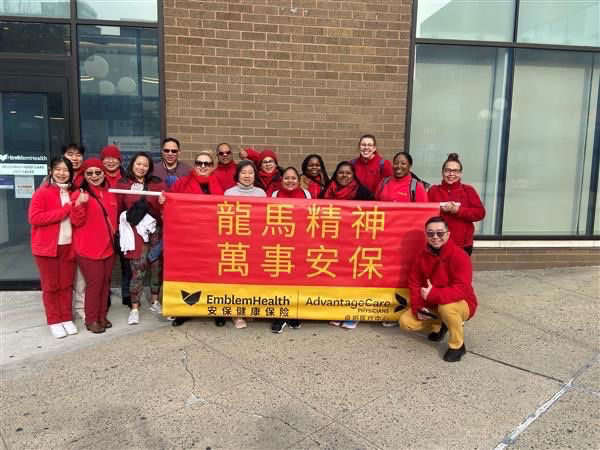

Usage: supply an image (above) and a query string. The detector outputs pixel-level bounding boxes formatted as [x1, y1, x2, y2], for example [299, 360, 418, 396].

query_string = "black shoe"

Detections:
[172, 317, 188, 327]
[122, 296, 132, 308]
[443, 344, 466, 362]
[428, 323, 448, 342]
[215, 317, 226, 327]
[289, 319, 301, 329]
[271, 319, 286, 334]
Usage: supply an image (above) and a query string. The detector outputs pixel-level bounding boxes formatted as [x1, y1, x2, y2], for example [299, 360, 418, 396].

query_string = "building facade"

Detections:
[0, 0, 598, 287]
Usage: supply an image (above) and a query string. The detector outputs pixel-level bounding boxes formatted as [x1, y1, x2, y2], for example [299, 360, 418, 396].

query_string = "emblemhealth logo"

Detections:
[0, 154, 8, 162]
[181, 290, 202, 306]
[394, 293, 408, 312]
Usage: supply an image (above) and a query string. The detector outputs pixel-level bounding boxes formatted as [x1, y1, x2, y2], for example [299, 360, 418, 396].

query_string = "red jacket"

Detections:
[408, 239, 477, 319]
[352, 153, 393, 194]
[115, 176, 166, 259]
[214, 162, 237, 191]
[73, 170, 84, 189]
[171, 172, 224, 195]
[374, 174, 428, 202]
[105, 171, 122, 188]
[427, 181, 485, 248]
[300, 175, 324, 199]
[28, 183, 74, 258]
[70, 185, 117, 260]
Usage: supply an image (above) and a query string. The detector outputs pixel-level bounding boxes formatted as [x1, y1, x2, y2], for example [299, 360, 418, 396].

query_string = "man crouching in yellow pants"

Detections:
[399, 216, 477, 362]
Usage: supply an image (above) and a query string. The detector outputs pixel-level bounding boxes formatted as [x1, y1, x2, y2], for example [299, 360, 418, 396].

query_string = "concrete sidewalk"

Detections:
[1, 267, 598, 449]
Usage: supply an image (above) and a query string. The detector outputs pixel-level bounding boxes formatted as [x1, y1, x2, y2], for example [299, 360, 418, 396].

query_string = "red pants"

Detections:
[34, 244, 76, 325]
[77, 254, 115, 325]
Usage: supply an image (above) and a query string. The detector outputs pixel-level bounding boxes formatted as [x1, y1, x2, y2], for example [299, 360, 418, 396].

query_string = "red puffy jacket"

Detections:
[213, 162, 237, 191]
[408, 239, 477, 319]
[170, 171, 224, 195]
[352, 153, 393, 194]
[28, 183, 74, 258]
[427, 181, 485, 248]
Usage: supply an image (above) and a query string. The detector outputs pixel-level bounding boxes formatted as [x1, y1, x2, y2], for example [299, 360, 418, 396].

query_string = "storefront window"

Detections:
[502, 50, 599, 235]
[77, 0, 157, 22]
[416, 0, 515, 42]
[78, 25, 160, 157]
[409, 44, 509, 235]
[0, 0, 69, 18]
[0, 21, 70, 54]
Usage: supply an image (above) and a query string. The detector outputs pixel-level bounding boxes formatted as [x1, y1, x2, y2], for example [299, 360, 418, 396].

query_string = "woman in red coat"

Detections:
[115, 152, 166, 326]
[375, 152, 428, 203]
[300, 154, 329, 199]
[427, 153, 486, 256]
[240, 147, 283, 196]
[29, 157, 78, 339]
[70, 158, 118, 334]
[352, 134, 393, 194]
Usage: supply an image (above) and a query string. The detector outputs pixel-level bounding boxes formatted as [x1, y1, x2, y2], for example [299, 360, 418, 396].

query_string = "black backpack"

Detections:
[380, 172, 430, 202]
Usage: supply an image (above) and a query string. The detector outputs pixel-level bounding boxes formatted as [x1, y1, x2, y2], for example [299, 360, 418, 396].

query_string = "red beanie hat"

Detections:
[81, 158, 105, 174]
[258, 149, 278, 166]
[100, 145, 122, 162]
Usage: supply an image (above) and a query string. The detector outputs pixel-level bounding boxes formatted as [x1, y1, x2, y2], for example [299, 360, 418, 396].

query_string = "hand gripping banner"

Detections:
[162, 194, 439, 321]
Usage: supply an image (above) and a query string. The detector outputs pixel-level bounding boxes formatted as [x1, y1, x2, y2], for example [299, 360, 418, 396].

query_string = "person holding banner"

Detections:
[319, 161, 374, 201]
[270, 167, 307, 333]
[239, 147, 283, 196]
[29, 157, 78, 338]
[70, 159, 118, 334]
[300, 154, 329, 199]
[351, 134, 393, 194]
[427, 153, 485, 256]
[170, 151, 224, 327]
[115, 152, 166, 326]
[375, 152, 428, 203]
[400, 216, 477, 362]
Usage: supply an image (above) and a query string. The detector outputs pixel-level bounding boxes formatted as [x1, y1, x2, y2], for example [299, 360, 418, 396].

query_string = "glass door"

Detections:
[0, 76, 70, 287]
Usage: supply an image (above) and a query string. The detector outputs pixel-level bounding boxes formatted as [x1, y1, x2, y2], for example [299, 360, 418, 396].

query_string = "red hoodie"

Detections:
[427, 181, 485, 248]
[408, 239, 477, 319]
[212, 162, 237, 192]
[171, 171, 224, 195]
[28, 183, 74, 258]
[70, 185, 117, 260]
[375, 174, 428, 203]
[352, 153, 393, 194]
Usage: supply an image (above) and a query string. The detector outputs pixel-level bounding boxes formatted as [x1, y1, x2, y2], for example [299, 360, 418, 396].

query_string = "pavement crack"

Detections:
[181, 329, 200, 403]
[468, 350, 565, 383]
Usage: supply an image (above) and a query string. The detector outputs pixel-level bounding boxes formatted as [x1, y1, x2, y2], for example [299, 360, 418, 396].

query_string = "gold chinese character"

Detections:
[262, 244, 295, 277]
[306, 246, 338, 278]
[217, 201, 252, 236]
[351, 205, 385, 239]
[349, 247, 383, 279]
[306, 204, 342, 239]
[262, 204, 295, 237]
[217, 242, 250, 276]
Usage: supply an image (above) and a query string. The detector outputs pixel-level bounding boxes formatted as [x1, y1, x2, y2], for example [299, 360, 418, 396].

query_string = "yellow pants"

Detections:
[398, 300, 470, 349]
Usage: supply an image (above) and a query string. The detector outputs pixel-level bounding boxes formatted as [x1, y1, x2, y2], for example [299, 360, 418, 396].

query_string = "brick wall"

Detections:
[163, 0, 412, 170]
[472, 248, 600, 271]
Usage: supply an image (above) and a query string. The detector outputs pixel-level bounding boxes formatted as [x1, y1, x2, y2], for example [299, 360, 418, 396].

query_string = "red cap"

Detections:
[81, 158, 105, 173]
[100, 145, 122, 162]
[258, 149, 278, 166]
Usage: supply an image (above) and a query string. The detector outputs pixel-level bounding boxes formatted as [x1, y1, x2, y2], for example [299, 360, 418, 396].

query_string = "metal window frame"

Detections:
[406, 0, 600, 239]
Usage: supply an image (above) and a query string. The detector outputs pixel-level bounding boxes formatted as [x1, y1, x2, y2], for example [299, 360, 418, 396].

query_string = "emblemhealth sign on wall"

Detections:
[162, 194, 439, 321]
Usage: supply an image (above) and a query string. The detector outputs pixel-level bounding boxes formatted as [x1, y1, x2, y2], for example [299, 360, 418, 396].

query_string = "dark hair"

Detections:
[442, 153, 462, 171]
[61, 143, 85, 156]
[425, 216, 448, 229]
[393, 151, 413, 166]
[48, 156, 74, 185]
[126, 152, 155, 182]
[281, 166, 300, 179]
[358, 133, 377, 147]
[234, 160, 264, 188]
[301, 154, 330, 185]
[162, 137, 180, 149]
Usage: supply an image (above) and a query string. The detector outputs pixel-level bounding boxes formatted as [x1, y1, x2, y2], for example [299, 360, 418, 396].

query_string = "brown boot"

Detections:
[100, 318, 112, 329]
[86, 321, 105, 334]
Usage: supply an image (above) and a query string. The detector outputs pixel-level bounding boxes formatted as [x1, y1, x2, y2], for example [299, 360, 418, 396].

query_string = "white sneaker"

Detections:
[382, 321, 399, 327]
[149, 302, 162, 315]
[49, 323, 67, 339]
[128, 309, 140, 325]
[61, 321, 78, 335]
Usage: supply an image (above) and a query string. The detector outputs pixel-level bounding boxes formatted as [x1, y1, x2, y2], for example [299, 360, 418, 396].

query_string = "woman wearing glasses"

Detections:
[170, 151, 223, 327]
[427, 153, 485, 256]
[239, 148, 283, 196]
[70, 159, 118, 334]
[115, 152, 166, 325]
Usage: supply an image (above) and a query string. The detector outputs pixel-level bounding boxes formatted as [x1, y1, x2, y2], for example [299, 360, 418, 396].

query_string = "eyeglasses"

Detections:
[85, 170, 103, 177]
[162, 149, 179, 154]
[195, 161, 213, 167]
[443, 169, 461, 175]
[360, 143, 375, 147]
[262, 159, 275, 165]
[218, 151, 232, 156]
[426, 230, 448, 238]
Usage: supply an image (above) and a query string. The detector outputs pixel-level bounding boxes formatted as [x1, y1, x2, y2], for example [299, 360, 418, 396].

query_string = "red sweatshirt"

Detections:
[28, 183, 74, 258]
[374, 174, 428, 202]
[104, 171, 122, 188]
[427, 181, 485, 248]
[214, 161, 237, 191]
[170, 172, 224, 195]
[408, 239, 477, 319]
[115, 176, 166, 260]
[73, 170, 84, 189]
[352, 153, 393, 194]
[70, 185, 117, 260]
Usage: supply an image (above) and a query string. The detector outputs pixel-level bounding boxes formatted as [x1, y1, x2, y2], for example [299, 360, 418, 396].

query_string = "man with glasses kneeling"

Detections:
[153, 137, 191, 188]
[398, 216, 478, 362]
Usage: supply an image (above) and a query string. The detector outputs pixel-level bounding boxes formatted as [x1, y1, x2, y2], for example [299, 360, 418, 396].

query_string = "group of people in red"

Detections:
[29, 133, 484, 362]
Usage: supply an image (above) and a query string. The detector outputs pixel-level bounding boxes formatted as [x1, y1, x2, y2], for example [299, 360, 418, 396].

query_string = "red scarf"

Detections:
[323, 180, 359, 200]
[275, 187, 307, 198]
[258, 169, 280, 190]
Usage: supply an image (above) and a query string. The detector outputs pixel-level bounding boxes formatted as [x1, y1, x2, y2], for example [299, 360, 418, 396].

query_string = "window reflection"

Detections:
[77, 0, 157, 22]
[0, 21, 70, 54]
[0, 0, 69, 18]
